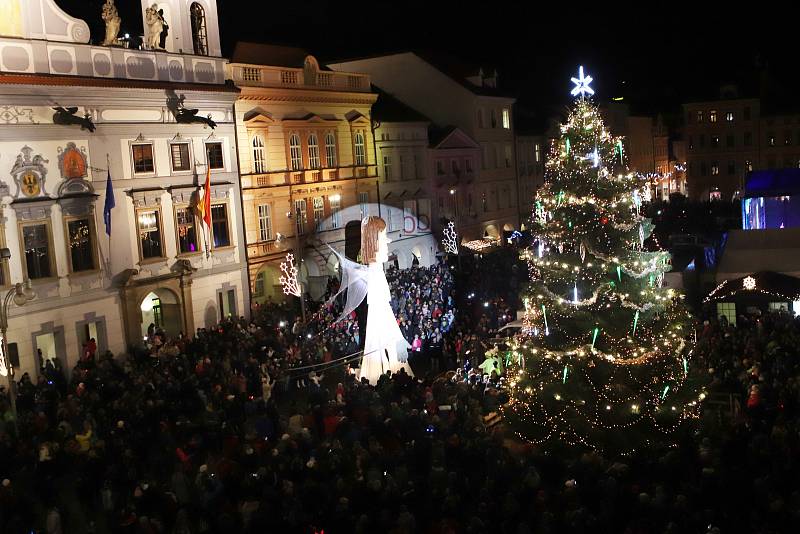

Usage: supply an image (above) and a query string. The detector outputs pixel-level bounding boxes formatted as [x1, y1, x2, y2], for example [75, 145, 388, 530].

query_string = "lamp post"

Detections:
[0, 248, 36, 418]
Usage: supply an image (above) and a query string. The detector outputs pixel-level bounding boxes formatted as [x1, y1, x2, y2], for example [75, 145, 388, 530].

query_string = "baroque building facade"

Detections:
[0, 0, 247, 378]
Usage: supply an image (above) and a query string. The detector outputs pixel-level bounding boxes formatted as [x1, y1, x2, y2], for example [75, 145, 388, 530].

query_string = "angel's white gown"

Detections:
[361, 262, 413, 384]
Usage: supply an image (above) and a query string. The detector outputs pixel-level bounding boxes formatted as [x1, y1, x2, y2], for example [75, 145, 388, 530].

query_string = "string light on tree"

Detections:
[279, 252, 301, 297]
[499, 67, 703, 454]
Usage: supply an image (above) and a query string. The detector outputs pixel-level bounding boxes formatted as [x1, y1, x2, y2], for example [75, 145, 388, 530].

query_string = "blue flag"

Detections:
[103, 169, 115, 236]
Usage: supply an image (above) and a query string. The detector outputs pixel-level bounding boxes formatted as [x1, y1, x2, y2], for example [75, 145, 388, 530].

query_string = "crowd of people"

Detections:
[1, 250, 799, 533]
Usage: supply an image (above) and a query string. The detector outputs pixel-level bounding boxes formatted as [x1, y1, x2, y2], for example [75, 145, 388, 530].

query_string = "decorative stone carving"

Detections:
[0, 106, 36, 125]
[10, 146, 49, 199]
[101, 0, 121, 46]
[57, 142, 88, 180]
[144, 4, 164, 50]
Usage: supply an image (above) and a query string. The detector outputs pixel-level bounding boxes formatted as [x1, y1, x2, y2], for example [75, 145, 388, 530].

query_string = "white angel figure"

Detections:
[327, 216, 413, 384]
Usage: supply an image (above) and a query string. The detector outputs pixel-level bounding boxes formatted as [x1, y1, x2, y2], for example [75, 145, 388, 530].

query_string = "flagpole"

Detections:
[105, 154, 113, 276]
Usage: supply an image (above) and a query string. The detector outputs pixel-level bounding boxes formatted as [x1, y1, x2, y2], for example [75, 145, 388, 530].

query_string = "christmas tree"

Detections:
[501, 68, 704, 454]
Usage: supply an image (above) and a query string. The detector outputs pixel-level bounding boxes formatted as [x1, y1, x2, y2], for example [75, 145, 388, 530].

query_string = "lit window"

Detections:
[22, 222, 53, 279]
[206, 142, 224, 169]
[383, 153, 392, 180]
[252, 135, 266, 173]
[257, 204, 272, 241]
[325, 133, 336, 167]
[711, 162, 719, 175]
[329, 195, 341, 228]
[170, 143, 191, 172]
[313, 197, 324, 230]
[535, 143, 541, 162]
[289, 134, 303, 170]
[211, 204, 230, 248]
[175, 207, 199, 254]
[254, 272, 265, 297]
[745, 160, 753, 172]
[711, 136, 719, 147]
[294, 199, 307, 234]
[785, 131, 792, 146]
[132, 143, 154, 174]
[709, 110, 717, 123]
[502, 108, 510, 129]
[308, 134, 321, 168]
[66, 217, 96, 272]
[138, 209, 163, 259]
[354, 132, 366, 165]
[716, 302, 736, 325]
[726, 111, 734, 122]
[768, 134, 776, 147]
[696, 110, 704, 123]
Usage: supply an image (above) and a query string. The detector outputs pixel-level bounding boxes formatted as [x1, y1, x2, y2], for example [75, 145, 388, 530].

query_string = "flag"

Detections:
[197, 165, 211, 227]
[103, 169, 115, 236]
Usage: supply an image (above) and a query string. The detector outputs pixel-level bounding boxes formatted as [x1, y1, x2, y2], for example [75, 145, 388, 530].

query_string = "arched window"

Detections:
[190, 2, 209, 56]
[289, 134, 303, 170]
[307, 134, 321, 169]
[354, 132, 365, 165]
[325, 133, 336, 167]
[252, 134, 266, 173]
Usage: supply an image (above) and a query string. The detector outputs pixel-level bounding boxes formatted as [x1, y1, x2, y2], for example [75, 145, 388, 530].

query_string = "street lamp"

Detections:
[0, 248, 36, 417]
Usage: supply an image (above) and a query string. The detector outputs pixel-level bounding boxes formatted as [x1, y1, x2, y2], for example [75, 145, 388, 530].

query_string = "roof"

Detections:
[231, 42, 314, 69]
[745, 168, 800, 197]
[414, 51, 514, 98]
[0, 73, 239, 93]
[705, 271, 800, 302]
[371, 86, 430, 123]
[717, 228, 800, 279]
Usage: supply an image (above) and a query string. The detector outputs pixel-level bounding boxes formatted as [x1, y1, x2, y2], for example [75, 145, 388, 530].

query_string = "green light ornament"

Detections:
[616, 265, 622, 282]
[541, 304, 549, 336]
[591, 327, 600, 348]
[632, 310, 639, 336]
[682, 357, 688, 377]
[562, 365, 569, 384]
[661, 384, 670, 400]
[565, 138, 571, 154]
[616, 139, 624, 164]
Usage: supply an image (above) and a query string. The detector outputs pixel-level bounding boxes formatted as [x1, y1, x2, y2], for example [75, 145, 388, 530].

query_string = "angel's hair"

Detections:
[360, 216, 386, 264]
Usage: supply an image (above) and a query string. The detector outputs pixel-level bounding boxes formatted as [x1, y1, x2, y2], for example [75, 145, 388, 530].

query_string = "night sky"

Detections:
[60, 1, 792, 128]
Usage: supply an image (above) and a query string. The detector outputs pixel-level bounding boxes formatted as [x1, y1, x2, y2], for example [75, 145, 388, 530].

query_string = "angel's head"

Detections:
[361, 216, 389, 264]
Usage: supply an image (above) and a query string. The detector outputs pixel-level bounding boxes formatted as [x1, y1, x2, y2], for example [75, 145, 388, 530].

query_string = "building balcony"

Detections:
[244, 165, 377, 189]
[247, 239, 286, 259]
[229, 63, 371, 92]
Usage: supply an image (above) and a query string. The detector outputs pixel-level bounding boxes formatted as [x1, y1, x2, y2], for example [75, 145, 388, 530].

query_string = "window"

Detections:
[699, 134, 705, 148]
[138, 209, 163, 259]
[743, 107, 751, 120]
[726, 111, 734, 122]
[477, 108, 484, 128]
[785, 131, 792, 146]
[65, 217, 96, 272]
[465, 158, 473, 173]
[294, 199, 307, 234]
[711, 162, 719, 175]
[481, 145, 489, 169]
[726, 135, 734, 148]
[399, 155, 405, 179]
[502, 108, 510, 129]
[768, 133, 776, 146]
[451, 160, 460, 175]
[744, 132, 752, 146]
[482, 191, 488, 212]
[716, 302, 736, 325]
[727, 161, 736, 175]
[254, 272, 265, 297]
[700, 162, 707, 176]
[257, 204, 272, 241]
[688, 136, 693, 150]
[206, 142, 224, 169]
[504, 145, 512, 167]
[745, 160, 753, 172]
[414, 154, 422, 179]
[190, 2, 208, 56]
[313, 197, 324, 230]
[383, 153, 392, 180]
[210, 204, 230, 248]
[711, 136, 719, 147]
[354, 132, 366, 165]
[491, 109, 497, 128]
[289, 134, 303, 170]
[252, 135, 266, 173]
[21, 223, 52, 279]
[709, 110, 717, 123]
[696, 110, 704, 123]
[175, 207, 199, 254]
[132, 143, 154, 174]
[535, 143, 541, 162]
[325, 133, 336, 167]
[329, 195, 341, 229]
[769, 302, 789, 312]
[436, 161, 445, 176]
[308, 134, 321, 168]
[358, 192, 369, 218]
[170, 143, 191, 172]
[467, 192, 473, 213]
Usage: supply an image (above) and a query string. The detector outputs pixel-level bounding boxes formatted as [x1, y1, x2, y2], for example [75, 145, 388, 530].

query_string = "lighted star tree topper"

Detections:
[500, 67, 705, 454]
